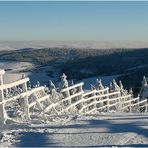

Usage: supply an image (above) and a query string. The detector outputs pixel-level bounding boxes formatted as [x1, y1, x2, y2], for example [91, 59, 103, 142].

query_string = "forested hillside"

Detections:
[1, 47, 148, 93]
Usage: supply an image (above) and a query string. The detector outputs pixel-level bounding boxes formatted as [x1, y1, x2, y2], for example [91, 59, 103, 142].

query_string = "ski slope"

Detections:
[0, 113, 148, 147]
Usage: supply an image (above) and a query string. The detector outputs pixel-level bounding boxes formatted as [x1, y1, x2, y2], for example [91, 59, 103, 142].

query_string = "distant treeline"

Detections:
[0, 47, 137, 64]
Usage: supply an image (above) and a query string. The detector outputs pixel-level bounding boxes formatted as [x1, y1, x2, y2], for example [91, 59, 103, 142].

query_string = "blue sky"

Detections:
[0, 1, 148, 41]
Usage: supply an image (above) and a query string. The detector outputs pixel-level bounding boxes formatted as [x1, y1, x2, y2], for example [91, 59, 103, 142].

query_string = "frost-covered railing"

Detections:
[0, 69, 148, 124]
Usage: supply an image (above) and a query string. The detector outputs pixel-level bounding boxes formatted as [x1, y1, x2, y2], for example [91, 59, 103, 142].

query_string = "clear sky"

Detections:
[0, 1, 148, 41]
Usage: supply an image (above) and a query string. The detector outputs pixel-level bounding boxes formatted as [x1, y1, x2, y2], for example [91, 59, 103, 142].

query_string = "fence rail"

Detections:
[0, 69, 148, 124]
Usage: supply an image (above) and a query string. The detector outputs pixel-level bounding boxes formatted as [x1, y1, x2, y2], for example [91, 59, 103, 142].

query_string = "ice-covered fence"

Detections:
[0, 69, 49, 124]
[0, 69, 31, 124]
[39, 80, 84, 116]
[59, 82, 84, 113]
[42, 77, 147, 116]
[0, 69, 148, 124]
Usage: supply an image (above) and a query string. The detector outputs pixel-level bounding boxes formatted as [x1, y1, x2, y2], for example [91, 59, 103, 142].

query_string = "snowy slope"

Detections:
[0, 113, 148, 147]
[0, 60, 34, 83]
[0, 59, 119, 87]
[80, 75, 119, 90]
[0, 60, 59, 85]
[0, 61, 147, 147]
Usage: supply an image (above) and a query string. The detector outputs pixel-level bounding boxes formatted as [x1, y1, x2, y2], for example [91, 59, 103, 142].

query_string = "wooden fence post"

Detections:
[0, 69, 7, 124]
[22, 75, 30, 120]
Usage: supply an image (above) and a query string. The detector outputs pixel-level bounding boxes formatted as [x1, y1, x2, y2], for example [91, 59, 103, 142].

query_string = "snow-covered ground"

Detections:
[0, 113, 148, 147]
[0, 60, 148, 147]
[0, 60, 60, 86]
[0, 60, 33, 72]
[80, 75, 119, 90]
[0, 60, 34, 83]
[0, 60, 118, 88]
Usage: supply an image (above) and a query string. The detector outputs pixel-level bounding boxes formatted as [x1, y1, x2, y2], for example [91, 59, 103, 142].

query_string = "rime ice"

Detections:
[0, 69, 147, 125]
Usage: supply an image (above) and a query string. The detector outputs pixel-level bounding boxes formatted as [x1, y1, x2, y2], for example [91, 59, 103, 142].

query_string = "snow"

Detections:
[28, 65, 57, 85]
[0, 59, 119, 88]
[0, 113, 148, 147]
[0, 60, 148, 147]
[0, 60, 33, 83]
[0, 60, 60, 85]
[80, 75, 119, 90]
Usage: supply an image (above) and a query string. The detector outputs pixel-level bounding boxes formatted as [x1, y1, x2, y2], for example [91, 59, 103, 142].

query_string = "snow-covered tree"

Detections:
[142, 76, 148, 87]
[139, 76, 148, 100]
[109, 82, 113, 92]
[49, 80, 62, 103]
[59, 73, 69, 90]
[91, 84, 96, 90]
[112, 79, 120, 91]
[119, 80, 123, 90]
[48, 80, 56, 92]
[37, 81, 40, 87]
[119, 80, 124, 95]
[95, 79, 104, 90]
[129, 88, 133, 96]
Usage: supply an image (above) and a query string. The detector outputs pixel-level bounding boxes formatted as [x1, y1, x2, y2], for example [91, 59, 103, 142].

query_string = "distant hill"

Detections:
[1, 40, 148, 51]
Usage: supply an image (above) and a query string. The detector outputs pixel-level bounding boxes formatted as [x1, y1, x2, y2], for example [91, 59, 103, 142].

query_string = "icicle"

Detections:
[119, 80, 124, 95]
[95, 79, 104, 90]
[59, 73, 69, 90]
[142, 76, 147, 87]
